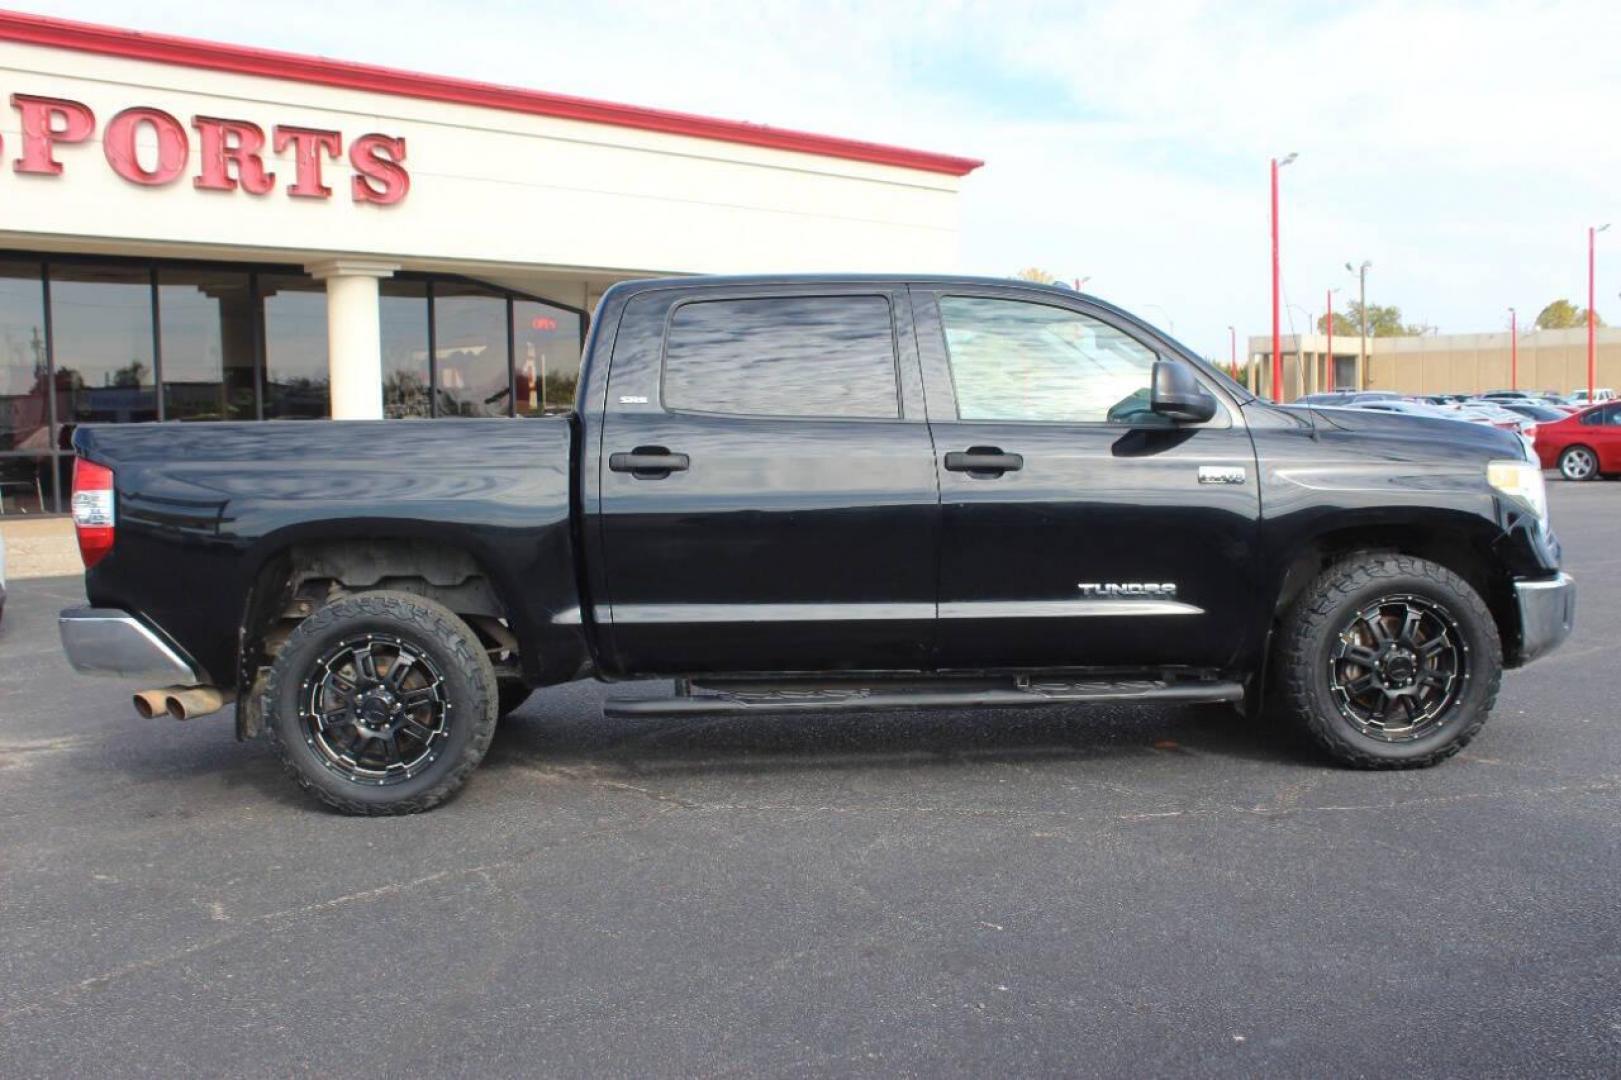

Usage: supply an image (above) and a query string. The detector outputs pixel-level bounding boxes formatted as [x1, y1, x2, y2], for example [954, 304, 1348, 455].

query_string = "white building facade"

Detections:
[0, 11, 979, 513]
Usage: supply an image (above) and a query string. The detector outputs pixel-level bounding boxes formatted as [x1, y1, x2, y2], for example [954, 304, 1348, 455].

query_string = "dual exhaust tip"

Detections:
[133, 685, 232, 721]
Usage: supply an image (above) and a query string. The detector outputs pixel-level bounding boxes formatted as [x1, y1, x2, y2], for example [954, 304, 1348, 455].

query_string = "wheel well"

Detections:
[239, 539, 521, 716]
[1269, 525, 1517, 653]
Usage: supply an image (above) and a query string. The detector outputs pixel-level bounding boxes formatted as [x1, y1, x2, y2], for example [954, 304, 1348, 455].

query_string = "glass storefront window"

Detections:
[49, 264, 158, 426]
[1, 251, 589, 505]
[433, 283, 509, 417]
[0, 260, 49, 455]
[158, 268, 256, 421]
[262, 274, 329, 419]
[381, 280, 430, 418]
[0, 453, 52, 514]
[512, 299, 582, 416]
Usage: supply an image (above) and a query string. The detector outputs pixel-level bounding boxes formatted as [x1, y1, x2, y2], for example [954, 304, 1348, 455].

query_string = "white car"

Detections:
[1567, 388, 1616, 406]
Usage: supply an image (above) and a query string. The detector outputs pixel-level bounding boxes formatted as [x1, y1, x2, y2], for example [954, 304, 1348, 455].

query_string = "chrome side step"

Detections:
[603, 677, 1243, 718]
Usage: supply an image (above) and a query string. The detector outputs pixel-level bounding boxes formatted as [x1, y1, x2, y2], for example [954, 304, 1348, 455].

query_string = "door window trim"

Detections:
[656, 291, 907, 423]
[913, 286, 1237, 430]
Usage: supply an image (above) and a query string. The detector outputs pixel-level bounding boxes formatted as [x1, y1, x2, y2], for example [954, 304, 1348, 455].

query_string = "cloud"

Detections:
[14, 0, 1621, 356]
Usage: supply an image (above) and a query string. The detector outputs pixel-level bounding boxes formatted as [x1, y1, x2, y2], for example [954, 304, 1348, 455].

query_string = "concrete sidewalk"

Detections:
[0, 517, 79, 579]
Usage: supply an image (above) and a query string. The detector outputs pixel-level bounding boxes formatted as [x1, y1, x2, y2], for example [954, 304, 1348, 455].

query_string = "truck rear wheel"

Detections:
[1276, 554, 1501, 769]
[265, 590, 499, 815]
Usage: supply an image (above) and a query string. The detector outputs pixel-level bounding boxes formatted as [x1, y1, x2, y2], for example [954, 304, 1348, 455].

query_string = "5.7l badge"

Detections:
[1197, 465, 1247, 485]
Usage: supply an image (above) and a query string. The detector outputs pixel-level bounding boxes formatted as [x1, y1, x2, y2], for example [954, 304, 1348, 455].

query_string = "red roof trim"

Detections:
[0, 11, 982, 177]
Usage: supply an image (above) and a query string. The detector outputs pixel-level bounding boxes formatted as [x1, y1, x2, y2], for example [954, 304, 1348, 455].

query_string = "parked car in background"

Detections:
[1567, 388, 1616, 407]
[1423, 394, 1473, 406]
[1499, 402, 1571, 425]
[1534, 401, 1621, 480]
[1480, 390, 1542, 403]
[1450, 400, 1535, 429]
[1295, 390, 1402, 405]
[1346, 399, 1461, 420]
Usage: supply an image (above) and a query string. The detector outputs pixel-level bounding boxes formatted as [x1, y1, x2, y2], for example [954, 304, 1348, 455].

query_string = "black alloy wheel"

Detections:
[1327, 594, 1466, 743]
[266, 590, 499, 814]
[301, 635, 451, 785]
[1276, 554, 1501, 769]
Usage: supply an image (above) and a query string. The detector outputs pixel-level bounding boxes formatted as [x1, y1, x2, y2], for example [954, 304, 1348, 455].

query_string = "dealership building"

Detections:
[0, 11, 980, 514]
[1250, 327, 1621, 401]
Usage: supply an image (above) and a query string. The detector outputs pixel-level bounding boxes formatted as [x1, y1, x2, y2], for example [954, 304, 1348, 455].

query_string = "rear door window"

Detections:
[662, 296, 899, 419]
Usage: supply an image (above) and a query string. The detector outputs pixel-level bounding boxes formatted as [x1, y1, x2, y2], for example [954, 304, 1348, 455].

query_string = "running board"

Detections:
[603, 677, 1243, 718]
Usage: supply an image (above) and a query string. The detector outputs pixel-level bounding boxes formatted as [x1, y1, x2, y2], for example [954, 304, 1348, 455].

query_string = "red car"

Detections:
[1534, 402, 1621, 480]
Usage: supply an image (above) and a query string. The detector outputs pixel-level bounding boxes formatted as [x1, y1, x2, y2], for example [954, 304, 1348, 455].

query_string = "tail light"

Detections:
[71, 457, 115, 568]
[1524, 424, 1539, 439]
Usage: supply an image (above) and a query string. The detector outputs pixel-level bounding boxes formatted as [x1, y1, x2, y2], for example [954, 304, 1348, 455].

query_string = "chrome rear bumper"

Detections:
[59, 607, 201, 684]
[1513, 573, 1576, 665]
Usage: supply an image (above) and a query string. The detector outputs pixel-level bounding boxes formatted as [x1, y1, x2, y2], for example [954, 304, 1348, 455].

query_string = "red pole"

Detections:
[1589, 227, 1599, 400]
[1510, 307, 1518, 390]
[1270, 158, 1282, 400]
[1325, 289, 1333, 390]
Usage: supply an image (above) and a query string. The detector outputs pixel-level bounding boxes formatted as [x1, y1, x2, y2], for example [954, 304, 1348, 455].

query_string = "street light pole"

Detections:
[1270, 153, 1296, 400]
[1325, 288, 1335, 391]
[1590, 225, 1609, 400]
[1508, 306, 1518, 390]
[1347, 260, 1371, 390]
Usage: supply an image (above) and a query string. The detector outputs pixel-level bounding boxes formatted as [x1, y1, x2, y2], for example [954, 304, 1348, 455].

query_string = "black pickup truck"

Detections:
[59, 275, 1575, 814]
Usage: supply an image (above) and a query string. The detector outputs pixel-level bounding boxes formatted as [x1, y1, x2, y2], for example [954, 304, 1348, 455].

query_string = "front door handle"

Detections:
[944, 446, 1023, 477]
[610, 446, 690, 478]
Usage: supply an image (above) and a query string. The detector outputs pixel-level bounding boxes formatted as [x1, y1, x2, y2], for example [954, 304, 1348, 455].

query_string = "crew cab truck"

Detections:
[59, 276, 1575, 814]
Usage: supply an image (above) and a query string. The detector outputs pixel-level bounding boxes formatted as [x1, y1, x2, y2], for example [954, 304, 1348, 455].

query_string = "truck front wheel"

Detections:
[265, 590, 500, 814]
[1276, 554, 1502, 769]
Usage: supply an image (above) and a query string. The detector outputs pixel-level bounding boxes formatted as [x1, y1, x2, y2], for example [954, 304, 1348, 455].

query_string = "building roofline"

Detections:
[0, 10, 984, 177]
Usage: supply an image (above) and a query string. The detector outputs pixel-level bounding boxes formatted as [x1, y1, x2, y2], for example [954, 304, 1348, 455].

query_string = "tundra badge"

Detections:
[1077, 583, 1179, 598]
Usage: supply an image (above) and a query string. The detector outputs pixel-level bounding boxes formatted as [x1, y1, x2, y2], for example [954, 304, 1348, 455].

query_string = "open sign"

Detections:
[530, 316, 558, 331]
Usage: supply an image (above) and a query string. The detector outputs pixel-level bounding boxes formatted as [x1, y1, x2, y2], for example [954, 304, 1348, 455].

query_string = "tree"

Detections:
[1317, 311, 1358, 336]
[1315, 301, 1426, 338]
[1013, 267, 1061, 285]
[1534, 299, 1605, 330]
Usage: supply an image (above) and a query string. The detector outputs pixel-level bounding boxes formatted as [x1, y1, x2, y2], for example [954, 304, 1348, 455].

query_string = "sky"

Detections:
[13, 0, 1621, 360]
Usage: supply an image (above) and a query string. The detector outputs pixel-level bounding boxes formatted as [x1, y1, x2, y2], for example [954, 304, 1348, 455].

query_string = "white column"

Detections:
[306, 259, 400, 420]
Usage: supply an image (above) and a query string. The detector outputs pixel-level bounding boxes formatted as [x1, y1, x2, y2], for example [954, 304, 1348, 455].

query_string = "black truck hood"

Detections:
[1285, 404, 1527, 459]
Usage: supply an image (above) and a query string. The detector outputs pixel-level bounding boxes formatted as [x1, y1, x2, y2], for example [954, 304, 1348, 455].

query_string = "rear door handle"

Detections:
[944, 447, 1023, 477]
[609, 447, 690, 478]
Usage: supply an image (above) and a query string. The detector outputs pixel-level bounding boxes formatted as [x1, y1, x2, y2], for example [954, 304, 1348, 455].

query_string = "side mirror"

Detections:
[1150, 360, 1217, 423]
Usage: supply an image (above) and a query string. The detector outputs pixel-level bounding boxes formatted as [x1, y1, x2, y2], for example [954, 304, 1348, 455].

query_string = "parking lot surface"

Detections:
[2, 484, 1618, 1078]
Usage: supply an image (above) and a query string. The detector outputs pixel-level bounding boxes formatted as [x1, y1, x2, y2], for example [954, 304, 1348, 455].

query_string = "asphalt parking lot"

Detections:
[2, 484, 1618, 1078]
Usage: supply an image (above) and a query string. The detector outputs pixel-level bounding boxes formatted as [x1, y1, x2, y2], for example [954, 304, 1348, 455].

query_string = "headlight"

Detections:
[1488, 458, 1548, 521]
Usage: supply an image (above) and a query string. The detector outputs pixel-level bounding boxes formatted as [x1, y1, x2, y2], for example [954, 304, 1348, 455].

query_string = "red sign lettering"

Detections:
[350, 134, 409, 205]
[192, 116, 275, 195]
[103, 107, 189, 185]
[2, 91, 409, 205]
[273, 125, 342, 198]
[10, 94, 95, 175]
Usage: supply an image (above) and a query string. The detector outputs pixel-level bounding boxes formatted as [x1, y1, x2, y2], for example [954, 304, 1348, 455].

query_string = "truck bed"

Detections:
[74, 417, 586, 690]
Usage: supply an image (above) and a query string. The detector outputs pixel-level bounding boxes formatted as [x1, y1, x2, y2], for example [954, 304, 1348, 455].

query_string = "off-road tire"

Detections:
[497, 679, 533, 719]
[1276, 554, 1501, 769]
[265, 590, 499, 815]
[1558, 445, 1598, 481]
